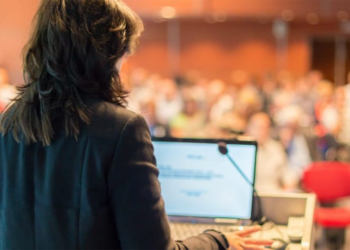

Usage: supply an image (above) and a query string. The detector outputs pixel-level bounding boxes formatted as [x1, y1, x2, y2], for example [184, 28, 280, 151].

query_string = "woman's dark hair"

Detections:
[0, 0, 143, 146]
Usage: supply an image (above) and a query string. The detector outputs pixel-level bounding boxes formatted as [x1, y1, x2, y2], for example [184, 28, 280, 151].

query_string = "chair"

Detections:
[302, 161, 350, 250]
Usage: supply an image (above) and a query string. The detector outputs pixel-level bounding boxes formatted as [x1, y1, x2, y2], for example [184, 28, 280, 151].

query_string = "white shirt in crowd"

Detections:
[255, 138, 287, 192]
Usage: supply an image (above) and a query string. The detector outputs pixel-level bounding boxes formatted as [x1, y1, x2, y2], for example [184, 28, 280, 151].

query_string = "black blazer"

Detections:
[0, 99, 228, 250]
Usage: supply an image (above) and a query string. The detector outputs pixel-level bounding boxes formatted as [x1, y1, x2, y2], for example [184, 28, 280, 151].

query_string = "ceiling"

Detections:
[123, 0, 350, 23]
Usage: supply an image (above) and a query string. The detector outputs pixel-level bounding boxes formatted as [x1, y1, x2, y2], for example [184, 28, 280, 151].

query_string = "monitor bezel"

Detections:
[152, 137, 258, 221]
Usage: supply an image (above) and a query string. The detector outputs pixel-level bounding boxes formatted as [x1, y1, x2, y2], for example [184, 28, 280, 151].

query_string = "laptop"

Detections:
[152, 137, 258, 240]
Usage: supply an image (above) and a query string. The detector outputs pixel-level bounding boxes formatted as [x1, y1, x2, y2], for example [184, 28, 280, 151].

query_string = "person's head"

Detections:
[207, 79, 225, 102]
[234, 88, 262, 119]
[183, 98, 199, 117]
[0, 0, 143, 146]
[306, 70, 323, 85]
[274, 105, 302, 130]
[139, 98, 156, 125]
[296, 76, 311, 95]
[274, 105, 303, 148]
[316, 80, 334, 103]
[246, 112, 271, 145]
[216, 112, 248, 136]
[161, 79, 179, 100]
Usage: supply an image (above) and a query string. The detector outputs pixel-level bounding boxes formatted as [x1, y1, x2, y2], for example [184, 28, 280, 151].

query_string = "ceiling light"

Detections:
[160, 6, 177, 19]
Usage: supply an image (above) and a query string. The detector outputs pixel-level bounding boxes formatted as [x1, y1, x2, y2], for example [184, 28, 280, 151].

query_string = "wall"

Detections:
[124, 0, 350, 21]
[0, 0, 40, 85]
[127, 20, 311, 82]
[0, 0, 346, 85]
[127, 20, 348, 82]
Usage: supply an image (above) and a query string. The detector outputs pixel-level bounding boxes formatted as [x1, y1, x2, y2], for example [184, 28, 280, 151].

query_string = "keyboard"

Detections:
[170, 223, 240, 240]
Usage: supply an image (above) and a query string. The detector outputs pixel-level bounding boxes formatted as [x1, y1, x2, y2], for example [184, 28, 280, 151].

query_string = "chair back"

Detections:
[302, 161, 350, 203]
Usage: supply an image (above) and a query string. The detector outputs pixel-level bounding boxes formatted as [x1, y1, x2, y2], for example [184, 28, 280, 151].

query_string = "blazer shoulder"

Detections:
[86, 100, 142, 139]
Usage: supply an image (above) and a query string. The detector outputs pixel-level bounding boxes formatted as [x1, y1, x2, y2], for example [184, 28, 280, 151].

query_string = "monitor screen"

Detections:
[152, 138, 257, 220]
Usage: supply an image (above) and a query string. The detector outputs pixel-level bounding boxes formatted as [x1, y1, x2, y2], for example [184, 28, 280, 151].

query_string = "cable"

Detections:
[218, 142, 266, 225]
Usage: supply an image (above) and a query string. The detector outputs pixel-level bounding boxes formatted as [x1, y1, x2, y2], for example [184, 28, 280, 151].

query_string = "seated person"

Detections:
[274, 106, 312, 190]
[246, 112, 288, 192]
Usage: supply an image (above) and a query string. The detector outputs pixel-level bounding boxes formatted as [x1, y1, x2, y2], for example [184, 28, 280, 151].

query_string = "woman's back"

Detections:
[1, 98, 234, 250]
[0, 100, 137, 249]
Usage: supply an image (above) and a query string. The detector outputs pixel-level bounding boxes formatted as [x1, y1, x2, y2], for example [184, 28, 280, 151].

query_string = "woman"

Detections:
[0, 0, 272, 249]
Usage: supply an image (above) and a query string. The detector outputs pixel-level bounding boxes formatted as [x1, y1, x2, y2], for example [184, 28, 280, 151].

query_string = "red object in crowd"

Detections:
[302, 161, 350, 228]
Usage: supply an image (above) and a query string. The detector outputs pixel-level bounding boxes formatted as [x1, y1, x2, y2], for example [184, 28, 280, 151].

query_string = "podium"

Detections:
[168, 192, 316, 249]
[254, 192, 316, 250]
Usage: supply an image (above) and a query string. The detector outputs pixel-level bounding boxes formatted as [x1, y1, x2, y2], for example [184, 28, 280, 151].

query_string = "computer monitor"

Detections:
[152, 138, 258, 220]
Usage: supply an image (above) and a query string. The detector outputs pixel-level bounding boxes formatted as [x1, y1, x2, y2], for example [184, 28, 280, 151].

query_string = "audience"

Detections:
[339, 72, 350, 145]
[126, 68, 350, 192]
[3, 65, 350, 192]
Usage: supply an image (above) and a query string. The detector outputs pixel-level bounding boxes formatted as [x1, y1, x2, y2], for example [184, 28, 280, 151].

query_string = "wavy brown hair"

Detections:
[0, 0, 143, 146]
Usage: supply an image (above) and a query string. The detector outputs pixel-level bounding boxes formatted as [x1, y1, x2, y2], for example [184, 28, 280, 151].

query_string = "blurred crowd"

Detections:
[127, 68, 350, 192]
[1, 66, 350, 193]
